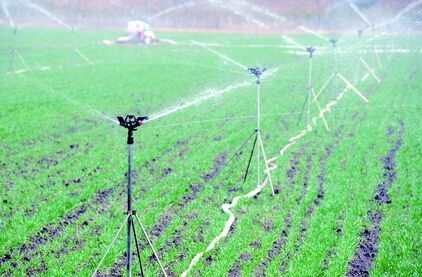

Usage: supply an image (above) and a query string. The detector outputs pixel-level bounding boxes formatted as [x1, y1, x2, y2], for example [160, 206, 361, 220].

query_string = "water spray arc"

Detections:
[92, 115, 167, 277]
[348, 1, 372, 27]
[330, 38, 339, 97]
[148, 1, 196, 21]
[19, 0, 92, 66]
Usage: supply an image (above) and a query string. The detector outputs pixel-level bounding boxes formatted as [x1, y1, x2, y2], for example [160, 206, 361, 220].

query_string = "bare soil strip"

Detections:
[347, 120, 404, 276]
[254, 214, 292, 276]
[279, 126, 345, 273]
[254, 145, 314, 276]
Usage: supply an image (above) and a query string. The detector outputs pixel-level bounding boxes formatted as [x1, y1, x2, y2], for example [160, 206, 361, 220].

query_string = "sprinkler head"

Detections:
[117, 115, 148, 130]
[329, 38, 337, 48]
[117, 115, 148, 144]
[248, 67, 266, 83]
[306, 47, 316, 58]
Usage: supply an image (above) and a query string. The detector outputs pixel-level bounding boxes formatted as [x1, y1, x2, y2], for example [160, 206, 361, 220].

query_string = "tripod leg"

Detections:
[134, 214, 168, 277]
[311, 88, 330, 132]
[131, 218, 144, 277]
[257, 132, 260, 188]
[243, 134, 258, 183]
[296, 91, 308, 127]
[207, 129, 256, 186]
[257, 133, 275, 195]
[127, 216, 132, 277]
[313, 73, 335, 103]
[15, 50, 30, 71]
[360, 57, 381, 84]
[9, 48, 16, 72]
[92, 214, 130, 277]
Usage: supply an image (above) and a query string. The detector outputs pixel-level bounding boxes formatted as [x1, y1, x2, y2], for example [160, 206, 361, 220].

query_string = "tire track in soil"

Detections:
[254, 145, 314, 276]
[98, 151, 227, 276]
[279, 126, 345, 274]
[150, 152, 226, 243]
[0, 137, 195, 274]
[321, 210, 345, 272]
[227, 253, 253, 277]
[285, 145, 308, 189]
[253, 215, 292, 277]
[157, 212, 200, 277]
[346, 119, 404, 277]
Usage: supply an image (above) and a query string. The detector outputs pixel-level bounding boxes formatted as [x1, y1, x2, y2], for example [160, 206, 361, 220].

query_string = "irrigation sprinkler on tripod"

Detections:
[242, 67, 276, 195]
[9, 27, 17, 72]
[330, 38, 339, 96]
[92, 115, 167, 277]
[190, 40, 276, 195]
[385, 24, 395, 61]
[1, 0, 24, 73]
[370, 23, 382, 69]
[357, 29, 382, 84]
[313, 38, 339, 102]
[8, 27, 30, 73]
[297, 47, 330, 132]
[71, 26, 76, 66]
[354, 29, 364, 83]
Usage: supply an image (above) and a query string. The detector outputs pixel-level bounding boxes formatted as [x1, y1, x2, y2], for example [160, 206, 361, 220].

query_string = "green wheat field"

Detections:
[0, 27, 421, 276]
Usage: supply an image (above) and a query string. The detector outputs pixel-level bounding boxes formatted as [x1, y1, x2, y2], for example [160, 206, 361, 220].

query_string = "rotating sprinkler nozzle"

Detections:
[306, 47, 316, 58]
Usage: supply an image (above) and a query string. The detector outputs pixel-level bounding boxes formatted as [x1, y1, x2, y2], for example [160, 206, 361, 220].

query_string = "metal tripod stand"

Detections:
[243, 68, 275, 195]
[296, 47, 330, 132]
[92, 115, 167, 277]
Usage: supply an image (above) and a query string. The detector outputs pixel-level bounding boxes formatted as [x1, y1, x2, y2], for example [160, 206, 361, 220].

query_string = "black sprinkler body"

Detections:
[117, 115, 148, 144]
[306, 47, 316, 58]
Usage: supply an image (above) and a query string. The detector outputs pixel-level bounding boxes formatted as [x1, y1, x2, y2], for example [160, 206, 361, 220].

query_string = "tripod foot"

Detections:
[134, 214, 168, 277]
